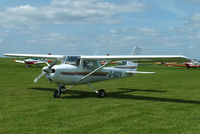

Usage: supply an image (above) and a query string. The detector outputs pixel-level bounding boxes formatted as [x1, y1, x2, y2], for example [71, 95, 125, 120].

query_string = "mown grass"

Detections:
[0, 58, 200, 134]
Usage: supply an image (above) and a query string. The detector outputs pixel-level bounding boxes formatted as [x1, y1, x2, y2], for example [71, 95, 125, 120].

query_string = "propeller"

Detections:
[34, 58, 59, 83]
[34, 72, 45, 83]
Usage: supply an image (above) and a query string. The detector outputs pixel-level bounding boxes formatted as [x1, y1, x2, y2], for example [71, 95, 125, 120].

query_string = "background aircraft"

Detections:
[164, 59, 200, 69]
[13, 58, 53, 68]
[11, 53, 53, 67]
[4, 53, 190, 98]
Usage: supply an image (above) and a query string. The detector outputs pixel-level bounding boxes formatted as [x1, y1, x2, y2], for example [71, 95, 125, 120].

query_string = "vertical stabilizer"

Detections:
[131, 45, 141, 55]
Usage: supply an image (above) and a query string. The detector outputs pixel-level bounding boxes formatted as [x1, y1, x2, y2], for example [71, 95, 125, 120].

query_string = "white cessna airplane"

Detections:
[4, 53, 190, 98]
[13, 58, 53, 68]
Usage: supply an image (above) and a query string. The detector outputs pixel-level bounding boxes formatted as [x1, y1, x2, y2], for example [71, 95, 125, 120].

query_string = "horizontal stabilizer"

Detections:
[126, 71, 155, 74]
[13, 60, 25, 63]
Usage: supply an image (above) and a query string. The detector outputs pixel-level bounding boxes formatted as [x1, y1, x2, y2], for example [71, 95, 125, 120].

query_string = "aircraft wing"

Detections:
[4, 53, 63, 59]
[81, 55, 191, 63]
[4, 53, 190, 63]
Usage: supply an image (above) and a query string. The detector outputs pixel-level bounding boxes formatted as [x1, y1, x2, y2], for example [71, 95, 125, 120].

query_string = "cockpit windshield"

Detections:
[64, 56, 80, 66]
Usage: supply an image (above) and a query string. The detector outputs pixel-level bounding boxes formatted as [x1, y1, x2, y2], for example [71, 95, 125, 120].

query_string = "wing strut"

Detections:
[79, 63, 107, 81]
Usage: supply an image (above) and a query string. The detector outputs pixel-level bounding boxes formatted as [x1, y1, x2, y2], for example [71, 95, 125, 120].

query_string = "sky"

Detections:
[0, 0, 200, 59]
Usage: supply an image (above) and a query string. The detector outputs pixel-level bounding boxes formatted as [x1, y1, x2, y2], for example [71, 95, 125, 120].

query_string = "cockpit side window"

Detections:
[65, 56, 80, 66]
[83, 61, 95, 69]
[33, 58, 38, 60]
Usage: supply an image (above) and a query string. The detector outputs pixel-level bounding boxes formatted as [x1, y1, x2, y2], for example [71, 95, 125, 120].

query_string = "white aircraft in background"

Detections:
[13, 58, 53, 68]
[4, 53, 190, 98]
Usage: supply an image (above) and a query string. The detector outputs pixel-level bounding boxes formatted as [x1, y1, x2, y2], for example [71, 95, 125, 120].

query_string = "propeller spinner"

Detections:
[34, 59, 59, 83]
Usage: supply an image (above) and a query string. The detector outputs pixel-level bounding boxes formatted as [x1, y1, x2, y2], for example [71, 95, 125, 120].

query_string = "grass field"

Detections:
[1, 58, 200, 134]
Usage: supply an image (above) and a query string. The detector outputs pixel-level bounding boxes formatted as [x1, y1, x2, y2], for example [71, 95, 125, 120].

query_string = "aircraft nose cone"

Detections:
[42, 66, 56, 74]
[42, 66, 49, 73]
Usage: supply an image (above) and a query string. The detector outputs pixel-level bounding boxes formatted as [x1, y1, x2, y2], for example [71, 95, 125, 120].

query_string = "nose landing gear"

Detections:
[53, 89, 61, 98]
[53, 85, 73, 98]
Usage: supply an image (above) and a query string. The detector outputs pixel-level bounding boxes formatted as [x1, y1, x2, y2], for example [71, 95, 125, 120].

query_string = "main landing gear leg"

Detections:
[88, 83, 106, 98]
[61, 85, 74, 93]
[60, 86, 66, 93]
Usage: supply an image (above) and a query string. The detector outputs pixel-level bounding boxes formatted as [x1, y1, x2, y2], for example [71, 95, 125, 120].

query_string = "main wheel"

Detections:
[53, 90, 61, 98]
[98, 89, 105, 98]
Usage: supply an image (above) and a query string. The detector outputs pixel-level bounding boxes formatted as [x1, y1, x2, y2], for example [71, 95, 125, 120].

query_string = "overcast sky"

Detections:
[1, 0, 200, 59]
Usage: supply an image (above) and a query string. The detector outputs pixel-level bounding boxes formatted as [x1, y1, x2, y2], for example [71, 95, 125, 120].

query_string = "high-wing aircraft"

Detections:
[4, 53, 190, 98]
[164, 59, 200, 69]
[13, 58, 53, 68]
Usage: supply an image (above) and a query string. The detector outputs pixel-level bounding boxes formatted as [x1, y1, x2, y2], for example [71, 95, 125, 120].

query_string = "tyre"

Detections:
[53, 90, 60, 98]
[98, 89, 105, 98]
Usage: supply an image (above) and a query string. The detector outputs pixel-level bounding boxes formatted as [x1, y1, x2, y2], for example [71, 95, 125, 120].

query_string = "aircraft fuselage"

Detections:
[45, 64, 135, 85]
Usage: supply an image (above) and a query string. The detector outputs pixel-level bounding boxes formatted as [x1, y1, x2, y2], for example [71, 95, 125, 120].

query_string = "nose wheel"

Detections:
[53, 85, 64, 98]
[53, 85, 74, 98]
[53, 90, 60, 98]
